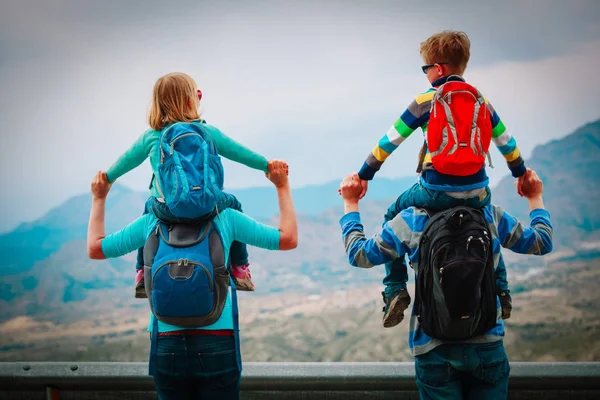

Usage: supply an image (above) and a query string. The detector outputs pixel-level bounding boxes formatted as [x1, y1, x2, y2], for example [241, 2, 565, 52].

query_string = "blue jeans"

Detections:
[136, 192, 249, 270]
[153, 334, 240, 400]
[415, 341, 510, 400]
[382, 183, 509, 297]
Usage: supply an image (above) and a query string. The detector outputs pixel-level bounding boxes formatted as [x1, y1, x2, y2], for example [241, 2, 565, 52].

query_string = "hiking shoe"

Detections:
[232, 264, 255, 291]
[135, 269, 147, 299]
[498, 291, 512, 320]
[382, 289, 411, 328]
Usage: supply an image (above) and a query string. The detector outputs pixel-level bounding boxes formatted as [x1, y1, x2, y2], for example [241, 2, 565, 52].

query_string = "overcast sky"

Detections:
[1, 0, 599, 232]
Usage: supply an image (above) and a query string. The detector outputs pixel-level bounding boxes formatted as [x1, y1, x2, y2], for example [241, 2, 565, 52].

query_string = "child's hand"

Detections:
[515, 170, 529, 197]
[337, 177, 368, 198]
[266, 160, 289, 188]
[339, 173, 363, 203]
[359, 179, 369, 199]
[91, 171, 112, 199]
[517, 169, 543, 199]
[268, 160, 288, 176]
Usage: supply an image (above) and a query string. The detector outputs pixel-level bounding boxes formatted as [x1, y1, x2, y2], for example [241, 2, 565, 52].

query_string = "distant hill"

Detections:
[0, 176, 416, 277]
[492, 119, 600, 247]
[230, 176, 418, 218]
[0, 119, 599, 324]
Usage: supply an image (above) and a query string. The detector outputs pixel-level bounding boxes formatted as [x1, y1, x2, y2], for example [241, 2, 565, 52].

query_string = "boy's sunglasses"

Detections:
[197, 89, 203, 101]
[421, 62, 448, 74]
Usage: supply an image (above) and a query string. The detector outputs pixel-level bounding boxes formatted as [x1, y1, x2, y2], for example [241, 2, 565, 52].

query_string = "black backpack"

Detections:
[415, 206, 497, 341]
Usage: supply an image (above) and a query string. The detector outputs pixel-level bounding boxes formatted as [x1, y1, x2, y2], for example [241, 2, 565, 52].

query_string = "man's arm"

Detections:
[339, 173, 414, 268]
[494, 170, 553, 255]
[358, 92, 433, 182]
[486, 101, 527, 178]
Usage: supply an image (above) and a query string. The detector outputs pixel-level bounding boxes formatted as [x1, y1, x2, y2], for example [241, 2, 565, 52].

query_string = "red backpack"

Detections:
[426, 80, 492, 176]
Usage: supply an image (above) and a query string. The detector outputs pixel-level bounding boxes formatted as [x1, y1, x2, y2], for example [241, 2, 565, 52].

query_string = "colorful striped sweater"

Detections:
[358, 75, 527, 192]
[340, 205, 553, 356]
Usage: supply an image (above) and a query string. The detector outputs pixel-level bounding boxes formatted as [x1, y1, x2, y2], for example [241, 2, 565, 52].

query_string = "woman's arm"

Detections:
[87, 172, 111, 259]
[87, 171, 151, 259]
[269, 161, 297, 250]
[229, 160, 297, 250]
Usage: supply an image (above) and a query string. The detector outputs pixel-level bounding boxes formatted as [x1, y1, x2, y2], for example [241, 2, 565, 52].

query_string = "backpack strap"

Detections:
[148, 314, 159, 376]
[231, 279, 242, 373]
[416, 140, 428, 173]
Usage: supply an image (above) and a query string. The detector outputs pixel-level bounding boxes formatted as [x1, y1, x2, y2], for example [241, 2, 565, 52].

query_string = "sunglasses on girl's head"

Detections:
[197, 89, 203, 101]
[421, 62, 448, 74]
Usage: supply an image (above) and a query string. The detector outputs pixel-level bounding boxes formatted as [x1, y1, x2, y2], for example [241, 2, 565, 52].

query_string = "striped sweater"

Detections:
[340, 206, 553, 356]
[358, 75, 526, 191]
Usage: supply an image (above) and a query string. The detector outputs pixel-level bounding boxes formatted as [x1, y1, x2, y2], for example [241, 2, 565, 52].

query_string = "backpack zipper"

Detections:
[152, 258, 213, 291]
[170, 132, 202, 155]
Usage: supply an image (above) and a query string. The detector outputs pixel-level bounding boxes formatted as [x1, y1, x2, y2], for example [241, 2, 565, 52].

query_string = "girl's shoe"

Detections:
[231, 264, 255, 291]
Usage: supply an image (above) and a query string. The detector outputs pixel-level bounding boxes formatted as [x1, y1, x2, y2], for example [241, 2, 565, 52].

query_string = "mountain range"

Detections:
[0, 119, 599, 326]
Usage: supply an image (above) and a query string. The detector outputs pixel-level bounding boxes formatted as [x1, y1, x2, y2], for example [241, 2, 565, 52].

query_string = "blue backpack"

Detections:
[143, 220, 230, 327]
[156, 121, 225, 219]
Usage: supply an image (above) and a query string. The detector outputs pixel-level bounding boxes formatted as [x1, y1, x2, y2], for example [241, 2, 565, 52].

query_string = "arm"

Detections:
[205, 125, 269, 173]
[486, 101, 527, 178]
[230, 160, 297, 250]
[87, 171, 153, 259]
[106, 131, 152, 183]
[87, 194, 107, 259]
[494, 170, 553, 255]
[339, 173, 413, 268]
[358, 93, 432, 181]
[274, 183, 297, 249]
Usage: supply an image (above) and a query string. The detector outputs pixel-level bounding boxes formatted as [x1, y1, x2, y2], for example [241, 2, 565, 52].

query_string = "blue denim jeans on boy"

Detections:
[152, 334, 240, 400]
[136, 192, 249, 270]
[382, 182, 509, 297]
[415, 341, 510, 400]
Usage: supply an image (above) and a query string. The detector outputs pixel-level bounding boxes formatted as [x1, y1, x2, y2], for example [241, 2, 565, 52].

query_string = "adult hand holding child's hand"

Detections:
[266, 160, 289, 188]
[339, 173, 363, 203]
[268, 160, 289, 176]
[516, 168, 543, 199]
[91, 171, 112, 199]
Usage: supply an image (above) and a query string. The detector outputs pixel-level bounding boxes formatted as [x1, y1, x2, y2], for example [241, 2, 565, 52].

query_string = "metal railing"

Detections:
[1, 362, 600, 399]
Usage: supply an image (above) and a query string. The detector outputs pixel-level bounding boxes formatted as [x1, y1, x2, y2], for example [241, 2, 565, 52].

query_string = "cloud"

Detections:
[0, 0, 599, 232]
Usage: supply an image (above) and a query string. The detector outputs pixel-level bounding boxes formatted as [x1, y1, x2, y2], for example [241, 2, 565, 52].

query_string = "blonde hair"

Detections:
[148, 72, 201, 131]
[420, 31, 471, 74]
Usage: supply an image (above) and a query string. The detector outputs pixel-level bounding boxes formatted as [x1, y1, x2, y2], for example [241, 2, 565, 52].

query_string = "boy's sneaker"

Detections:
[232, 264, 255, 291]
[382, 289, 411, 328]
[498, 291, 512, 320]
[135, 269, 147, 299]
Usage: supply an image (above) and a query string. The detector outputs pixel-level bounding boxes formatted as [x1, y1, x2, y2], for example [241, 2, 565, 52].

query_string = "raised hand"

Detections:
[268, 160, 289, 176]
[339, 173, 363, 203]
[91, 171, 112, 199]
[519, 169, 543, 199]
[266, 160, 289, 188]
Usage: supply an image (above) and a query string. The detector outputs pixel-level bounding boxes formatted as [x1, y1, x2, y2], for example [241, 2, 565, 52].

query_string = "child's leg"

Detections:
[381, 183, 431, 327]
[218, 193, 249, 266]
[218, 193, 254, 291]
[382, 182, 443, 298]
